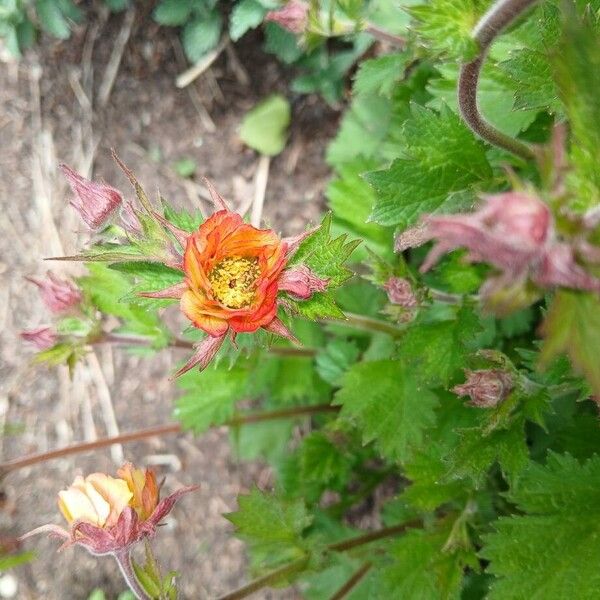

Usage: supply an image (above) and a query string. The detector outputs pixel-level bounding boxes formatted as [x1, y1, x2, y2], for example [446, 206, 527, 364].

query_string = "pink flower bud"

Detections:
[60, 164, 123, 230]
[384, 277, 418, 308]
[265, 0, 309, 34]
[20, 327, 57, 350]
[535, 243, 600, 292]
[453, 369, 513, 408]
[278, 265, 328, 300]
[26, 272, 82, 314]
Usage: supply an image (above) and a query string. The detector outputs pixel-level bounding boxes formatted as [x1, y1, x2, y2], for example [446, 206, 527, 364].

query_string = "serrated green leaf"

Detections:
[482, 453, 600, 600]
[399, 305, 482, 387]
[297, 431, 353, 487]
[334, 360, 439, 462]
[353, 53, 408, 97]
[182, 11, 222, 62]
[226, 488, 312, 572]
[540, 290, 600, 397]
[365, 105, 491, 228]
[239, 94, 291, 156]
[409, 0, 487, 61]
[174, 363, 246, 433]
[263, 22, 303, 64]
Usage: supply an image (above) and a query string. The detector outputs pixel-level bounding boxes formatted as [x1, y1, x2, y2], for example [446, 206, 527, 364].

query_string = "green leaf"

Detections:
[229, 0, 267, 41]
[380, 524, 472, 599]
[316, 339, 360, 386]
[399, 305, 482, 387]
[153, 0, 192, 26]
[36, 0, 70, 39]
[239, 94, 291, 156]
[326, 159, 394, 257]
[334, 360, 439, 462]
[0, 550, 35, 570]
[162, 203, 203, 232]
[365, 105, 492, 228]
[263, 22, 303, 64]
[353, 53, 408, 97]
[174, 363, 247, 433]
[482, 453, 600, 599]
[540, 291, 600, 397]
[409, 0, 487, 61]
[182, 11, 222, 62]
[226, 488, 312, 572]
[297, 431, 353, 487]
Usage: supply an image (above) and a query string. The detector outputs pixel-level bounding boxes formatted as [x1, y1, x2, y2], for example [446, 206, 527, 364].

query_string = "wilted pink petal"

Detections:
[174, 333, 227, 378]
[384, 277, 418, 308]
[263, 317, 300, 344]
[26, 272, 82, 313]
[395, 223, 430, 253]
[278, 265, 328, 299]
[453, 369, 513, 408]
[20, 327, 57, 350]
[265, 0, 309, 34]
[535, 244, 600, 292]
[60, 164, 123, 230]
[144, 486, 199, 532]
[138, 281, 188, 300]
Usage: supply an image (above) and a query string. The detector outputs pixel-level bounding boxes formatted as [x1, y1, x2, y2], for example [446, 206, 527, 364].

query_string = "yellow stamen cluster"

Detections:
[208, 256, 260, 308]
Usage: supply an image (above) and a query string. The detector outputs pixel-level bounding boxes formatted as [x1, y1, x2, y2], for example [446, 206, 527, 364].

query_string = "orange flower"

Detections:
[141, 180, 328, 376]
[22, 464, 197, 556]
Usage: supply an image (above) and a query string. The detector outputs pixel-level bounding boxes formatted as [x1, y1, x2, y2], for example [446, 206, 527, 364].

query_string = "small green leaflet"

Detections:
[182, 11, 222, 62]
[482, 453, 600, 599]
[540, 290, 600, 397]
[365, 105, 492, 228]
[239, 94, 291, 156]
[229, 0, 271, 42]
[333, 360, 439, 462]
[225, 488, 312, 572]
[409, 0, 488, 61]
[152, 0, 193, 26]
[353, 53, 408, 98]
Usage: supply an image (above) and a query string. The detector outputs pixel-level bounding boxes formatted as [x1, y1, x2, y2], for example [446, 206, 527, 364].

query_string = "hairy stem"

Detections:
[114, 550, 152, 600]
[327, 520, 420, 552]
[329, 562, 373, 600]
[216, 557, 309, 600]
[100, 333, 316, 358]
[325, 312, 405, 338]
[458, 0, 538, 160]
[0, 404, 338, 476]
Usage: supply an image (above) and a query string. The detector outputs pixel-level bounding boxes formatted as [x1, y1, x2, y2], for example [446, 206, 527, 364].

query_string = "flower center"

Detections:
[208, 256, 261, 309]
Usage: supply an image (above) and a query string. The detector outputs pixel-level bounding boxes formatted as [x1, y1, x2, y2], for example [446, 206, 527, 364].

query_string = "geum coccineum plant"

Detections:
[13, 1, 600, 599]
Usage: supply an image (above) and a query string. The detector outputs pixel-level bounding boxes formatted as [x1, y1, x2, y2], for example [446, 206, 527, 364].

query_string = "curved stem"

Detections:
[329, 562, 373, 600]
[216, 557, 308, 600]
[0, 404, 338, 476]
[458, 0, 539, 160]
[114, 550, 152, 600]
[324, 312, 405, 338]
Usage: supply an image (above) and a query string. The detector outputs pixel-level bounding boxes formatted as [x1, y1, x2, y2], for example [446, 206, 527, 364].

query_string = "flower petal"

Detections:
[180, 290, 229, 336]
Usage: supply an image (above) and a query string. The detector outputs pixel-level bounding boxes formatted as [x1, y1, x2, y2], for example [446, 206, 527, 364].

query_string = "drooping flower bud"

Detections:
[384, 277, 418, 308]
[26, 272, 82, 314]
[60, 164, 123, 230]
[453, 369, 513, 408]
[21, 464, 197, 557]
[20, 327, 57, 350]
[265, 0, 309, 34]
[278, 265, 328, 299]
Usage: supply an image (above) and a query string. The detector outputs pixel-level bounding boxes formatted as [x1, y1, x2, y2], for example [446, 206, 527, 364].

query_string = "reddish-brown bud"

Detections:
[265, 0, 309, 34]
[453, 369, 513, 408]
[384, 277, 418, 308]
[20, 327, 57, 350]
[26, 272, 82, 314]
[60, 164, 123, 229]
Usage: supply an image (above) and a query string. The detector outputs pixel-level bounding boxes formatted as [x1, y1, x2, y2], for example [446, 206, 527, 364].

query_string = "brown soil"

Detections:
[0, 5, 338, 598]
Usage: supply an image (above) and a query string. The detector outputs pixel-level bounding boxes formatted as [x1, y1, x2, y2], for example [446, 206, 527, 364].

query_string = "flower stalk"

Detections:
[114, 550, 152, 600]
[458, 0, 538, 160]
[0, 404, 339, 477]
